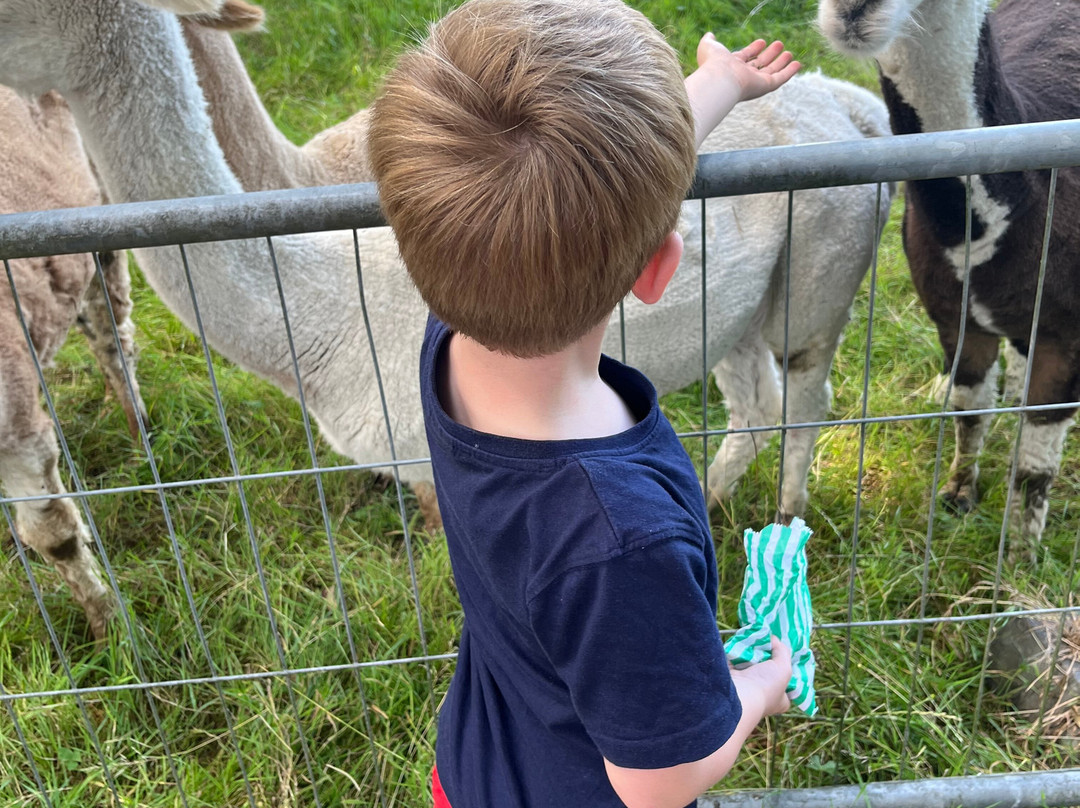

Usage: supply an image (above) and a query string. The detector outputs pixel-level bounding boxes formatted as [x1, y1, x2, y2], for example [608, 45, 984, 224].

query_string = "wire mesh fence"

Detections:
[1, 121, 1079, 807]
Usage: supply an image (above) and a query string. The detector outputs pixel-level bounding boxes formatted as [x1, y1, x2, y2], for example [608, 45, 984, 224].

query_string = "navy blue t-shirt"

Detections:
[422, 317, 741, 808]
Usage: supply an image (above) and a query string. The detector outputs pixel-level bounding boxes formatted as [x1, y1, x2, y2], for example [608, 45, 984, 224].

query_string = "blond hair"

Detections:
[370, 0, 695, 357]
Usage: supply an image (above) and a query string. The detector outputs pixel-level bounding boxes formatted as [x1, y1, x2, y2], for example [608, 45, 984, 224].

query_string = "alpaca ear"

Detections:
[185, 0, 265, 32]
[631, 231, 683, 305]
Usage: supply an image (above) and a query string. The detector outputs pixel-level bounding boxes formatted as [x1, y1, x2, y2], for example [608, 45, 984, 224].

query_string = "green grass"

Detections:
[2, 0, 1078, 806]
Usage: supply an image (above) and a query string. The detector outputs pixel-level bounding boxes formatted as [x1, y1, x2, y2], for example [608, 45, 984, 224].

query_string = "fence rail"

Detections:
[3, 120, 1080, 258]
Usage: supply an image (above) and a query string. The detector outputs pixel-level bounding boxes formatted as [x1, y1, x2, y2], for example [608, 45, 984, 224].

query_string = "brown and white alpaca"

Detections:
[818, 0, 1080, 563]
[182, 4, 894, 523]
[0, 88, 148, 638]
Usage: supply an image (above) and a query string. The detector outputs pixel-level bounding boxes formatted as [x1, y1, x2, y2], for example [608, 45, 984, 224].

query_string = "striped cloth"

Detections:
[723, 517, 817, 716]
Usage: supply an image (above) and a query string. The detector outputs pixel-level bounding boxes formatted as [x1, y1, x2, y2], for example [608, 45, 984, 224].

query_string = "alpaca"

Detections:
[182, 6, 894, 523]
[181, 3, 371, 191]
[0, 0, 446, 589]
[0, 87, 148, 638]
[0, 0, 888, 634]
[818, 0, 1080, 562]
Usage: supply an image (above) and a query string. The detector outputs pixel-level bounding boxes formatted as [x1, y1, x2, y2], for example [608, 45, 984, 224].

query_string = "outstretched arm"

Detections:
[685, 34, 801, 149]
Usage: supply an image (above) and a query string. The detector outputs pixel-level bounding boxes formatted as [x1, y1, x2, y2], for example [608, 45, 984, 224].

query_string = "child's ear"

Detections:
[631, 231, 683, 305]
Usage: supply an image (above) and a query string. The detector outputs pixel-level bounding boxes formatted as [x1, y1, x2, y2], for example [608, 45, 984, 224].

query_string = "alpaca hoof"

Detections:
[1005, 538, 1039, 568]
[83, 592, 118, 642]
[940, 484, 978, 514]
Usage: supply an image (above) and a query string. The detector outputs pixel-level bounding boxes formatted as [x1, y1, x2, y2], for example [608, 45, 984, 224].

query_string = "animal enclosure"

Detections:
[1, 124, 1080, 807]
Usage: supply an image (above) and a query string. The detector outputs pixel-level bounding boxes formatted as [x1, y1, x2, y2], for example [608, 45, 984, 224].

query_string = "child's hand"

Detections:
[697, 33, 800, 104]
[730, 636, 793, 717]
[684, 34, 800, 149]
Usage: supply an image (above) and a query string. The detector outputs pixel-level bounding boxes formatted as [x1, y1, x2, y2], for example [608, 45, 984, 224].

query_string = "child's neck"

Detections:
[441, 320, 638, 441]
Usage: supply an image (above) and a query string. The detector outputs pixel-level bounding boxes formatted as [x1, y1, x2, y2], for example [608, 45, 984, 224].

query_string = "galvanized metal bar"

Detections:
[774, 190, 794, 523]
[900, 173, 979, 777]
[698, 769, 1080, 808]
[0, 184, 384, 258]
[765, 189, 797, 790]
[692, 119, 1080, 199]
[2, 121, 1080, 259]
[270, 230, 389, 808]
[351, 230, 437, 716]
[834, 182, 885, 780]
[966, 166, 1062, 771]
[700, 197, 709, 500]
[250, 236, 325, 808]
[171, 243, 260, 808]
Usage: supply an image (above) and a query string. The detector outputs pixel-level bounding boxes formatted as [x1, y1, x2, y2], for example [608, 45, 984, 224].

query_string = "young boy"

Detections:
[369, 2, 799, 806]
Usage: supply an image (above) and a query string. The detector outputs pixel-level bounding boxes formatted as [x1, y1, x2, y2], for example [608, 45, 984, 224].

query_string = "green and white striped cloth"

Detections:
[724, 517, 817, 716]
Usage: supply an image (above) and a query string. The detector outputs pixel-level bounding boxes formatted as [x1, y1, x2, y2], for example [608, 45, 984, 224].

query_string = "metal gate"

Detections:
[1, 121, 1079, 807]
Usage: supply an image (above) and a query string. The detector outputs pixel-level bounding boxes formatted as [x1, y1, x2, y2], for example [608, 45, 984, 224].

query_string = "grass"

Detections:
[1, 0, 1078, 806]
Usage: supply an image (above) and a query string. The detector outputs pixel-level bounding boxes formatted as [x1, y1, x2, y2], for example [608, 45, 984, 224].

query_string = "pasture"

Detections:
[0, 0, 1077, 806]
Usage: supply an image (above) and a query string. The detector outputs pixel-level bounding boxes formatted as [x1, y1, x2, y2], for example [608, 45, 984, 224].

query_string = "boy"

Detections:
[370, 2, 799, 806]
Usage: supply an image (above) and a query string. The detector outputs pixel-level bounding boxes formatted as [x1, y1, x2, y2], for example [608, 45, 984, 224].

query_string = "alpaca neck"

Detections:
[878, 0, 1029, 270]
[301, 109, 374, 185]
[182, 22, 331, 191]
[59, 6, 363, 398]
[877, 0, 998, 133]
[64, 9, 240, 203]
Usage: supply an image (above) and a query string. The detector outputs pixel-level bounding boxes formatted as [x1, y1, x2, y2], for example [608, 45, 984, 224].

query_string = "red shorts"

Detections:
[432, 765, 452, 808]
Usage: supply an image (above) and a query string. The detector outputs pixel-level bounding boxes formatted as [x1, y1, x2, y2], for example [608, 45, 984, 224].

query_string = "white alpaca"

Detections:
[818, 0, 1080, 562]
[0, 88, 148, 638]
[0, 0, 888, 632]
[182, 7, 893, 522]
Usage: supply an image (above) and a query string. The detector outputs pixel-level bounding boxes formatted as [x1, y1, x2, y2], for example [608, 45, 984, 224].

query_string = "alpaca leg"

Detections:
[1, 414, 115, 639]
[932, 339, 1026, 407]
[1006, 417, 1070, 564]
[704, 332, 782, 509]
[1004, 343, 1078, 564]
[938, 331, 1000, 513]
[1001, 339, 1029, 407]
[77, 251, 149, 439]
[774, 343, 837, 523]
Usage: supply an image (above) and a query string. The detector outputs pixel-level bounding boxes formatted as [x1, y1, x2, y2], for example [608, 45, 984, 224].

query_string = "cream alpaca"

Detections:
[0, 0, 891, 636]
[183, 5, 894, 523]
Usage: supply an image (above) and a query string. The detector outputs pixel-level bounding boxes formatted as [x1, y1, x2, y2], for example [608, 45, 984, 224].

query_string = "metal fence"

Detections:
[1, 121, 1080, 807]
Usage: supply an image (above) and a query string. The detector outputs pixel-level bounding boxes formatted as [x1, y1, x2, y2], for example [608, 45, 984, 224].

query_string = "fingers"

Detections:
[769, 635, 793, 666]
[740, 39, 797, 75]
[781, 60, 802, 83]
[737, 38, 769, 62]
